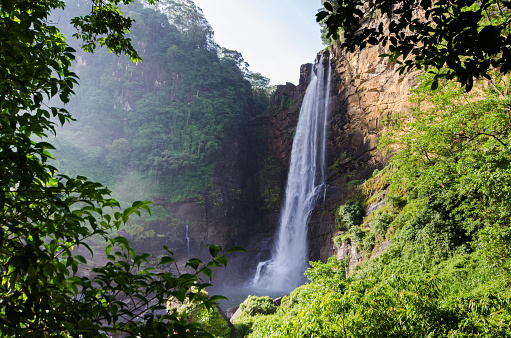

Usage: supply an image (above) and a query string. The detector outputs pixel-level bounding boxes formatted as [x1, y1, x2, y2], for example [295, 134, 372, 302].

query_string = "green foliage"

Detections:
[361, 231, 375, 252]
[240, 296, 276, 316]
[233, 296, 279, 338]
[51, 0, 269, 201]
[280, 94, 290, 110]
[335, 200, 363, 230]
[246, 72, 271, 91]
[318, 0, 511, 91]
[381, 73, 511, 236]
[0, 0, 248, 335]
[234, 311, 282, 338]
[332, 234, 345, 247]
[179, 290, 231, 338]
[350, 226, 365, 244]
[370, 211, 393, 238]
[105, 137, 132, 172]
[475, 226, 511, 271]
[305, 256, 347, 285]
[247, 259, 511, 337]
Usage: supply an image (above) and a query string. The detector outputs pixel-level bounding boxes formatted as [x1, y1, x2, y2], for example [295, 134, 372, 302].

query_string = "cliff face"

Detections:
[261, 45, 417, 266]
[140, 71, 312, 282]
[133, 42, 417, 282]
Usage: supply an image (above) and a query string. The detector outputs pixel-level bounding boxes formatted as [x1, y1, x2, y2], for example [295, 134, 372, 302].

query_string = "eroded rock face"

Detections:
[318, 43, 416, 263]
[133, 41, 417, 282]
[262, 45, 417, 265]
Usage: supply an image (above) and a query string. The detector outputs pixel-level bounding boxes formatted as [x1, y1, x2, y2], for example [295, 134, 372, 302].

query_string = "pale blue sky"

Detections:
[193, 0, 325, 85]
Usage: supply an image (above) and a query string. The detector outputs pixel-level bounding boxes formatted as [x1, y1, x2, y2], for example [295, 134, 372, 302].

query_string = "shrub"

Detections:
[336, 200, 363, 230]
[280, 94, 290, 110]
[179, 289, 231, 338]
[351, 227, 365, 244]
[387, 193, 407, 209]
[362, 231, 375, 252]
[371, 211, 394, 237]
[333, 234, 344, 247]
[240, 296, 276, 316]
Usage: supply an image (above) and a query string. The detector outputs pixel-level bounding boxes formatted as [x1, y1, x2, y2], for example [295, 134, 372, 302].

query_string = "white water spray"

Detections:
[251, 56, 332, 292]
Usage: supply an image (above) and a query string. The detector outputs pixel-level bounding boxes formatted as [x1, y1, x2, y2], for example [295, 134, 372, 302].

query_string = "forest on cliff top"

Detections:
[52, 0, 269, 202]
[0, 0, 260, 336]
[50, 0, 271, 244]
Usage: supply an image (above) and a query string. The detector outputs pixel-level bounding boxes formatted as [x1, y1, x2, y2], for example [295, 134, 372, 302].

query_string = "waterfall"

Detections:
[185, 224, 190, 257]
[251, 56, 331, 292]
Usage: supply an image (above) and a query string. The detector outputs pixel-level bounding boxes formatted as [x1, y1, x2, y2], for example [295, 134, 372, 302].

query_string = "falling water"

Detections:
[251, 56, 331, 292]
[185, 224, 190, 257]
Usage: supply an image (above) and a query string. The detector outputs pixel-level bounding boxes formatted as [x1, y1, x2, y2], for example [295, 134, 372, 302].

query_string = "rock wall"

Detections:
[260, 45, 417, 266]
[311, 43, 417, 262]
[133, 41, 417, 282]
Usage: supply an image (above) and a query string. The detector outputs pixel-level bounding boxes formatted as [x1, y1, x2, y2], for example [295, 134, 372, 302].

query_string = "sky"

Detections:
[193, 0, 325, 85]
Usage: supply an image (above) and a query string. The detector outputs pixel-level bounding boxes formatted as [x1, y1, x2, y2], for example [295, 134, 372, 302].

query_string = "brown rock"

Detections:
[273, 297, 283, 307]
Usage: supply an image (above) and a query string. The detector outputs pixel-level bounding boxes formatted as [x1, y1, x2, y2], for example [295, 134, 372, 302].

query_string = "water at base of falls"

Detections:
[250, 55, 332, 293]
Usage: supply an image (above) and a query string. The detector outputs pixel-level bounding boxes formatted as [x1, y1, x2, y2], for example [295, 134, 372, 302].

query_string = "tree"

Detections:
[318, 0, 511, 90]
[0, 0, 245, 336]
[246, 72, 271, 91]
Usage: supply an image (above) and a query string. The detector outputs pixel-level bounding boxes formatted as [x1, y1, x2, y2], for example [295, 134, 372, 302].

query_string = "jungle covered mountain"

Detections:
[51, 0, 269, 203]
[0, 0, 251, 336]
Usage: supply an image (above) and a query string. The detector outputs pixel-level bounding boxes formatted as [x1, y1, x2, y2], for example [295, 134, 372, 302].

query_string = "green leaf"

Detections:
[226, 246, 248, 254]
[63, 321, 75, 332]
[159, 256, 175, 265]
[201, 268, 213, 280]
[208, 245, 221, 258]
[216, 255, 227, 267]
[209, 295, 228, 303]
[431, 79, 439, 90]
[186, 258, 202, 270]
[208, 260, 221, 268]
[316, 11, 330, 22]
[75, 255, 87, 264]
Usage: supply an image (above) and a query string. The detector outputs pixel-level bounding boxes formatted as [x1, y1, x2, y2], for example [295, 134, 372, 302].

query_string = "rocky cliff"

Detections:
[132, 41, 417, 283]
[260, 44, 417, 269]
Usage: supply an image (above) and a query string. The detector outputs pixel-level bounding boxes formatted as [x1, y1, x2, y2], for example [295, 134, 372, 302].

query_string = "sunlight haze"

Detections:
[193, 0, 325, 85]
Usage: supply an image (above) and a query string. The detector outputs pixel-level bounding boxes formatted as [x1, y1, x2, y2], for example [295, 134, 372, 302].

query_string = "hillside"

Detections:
[49, 0, 273, 267]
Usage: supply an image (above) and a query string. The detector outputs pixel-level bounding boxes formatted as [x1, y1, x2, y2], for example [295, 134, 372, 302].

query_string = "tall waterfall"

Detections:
[251, 56, 331, 292]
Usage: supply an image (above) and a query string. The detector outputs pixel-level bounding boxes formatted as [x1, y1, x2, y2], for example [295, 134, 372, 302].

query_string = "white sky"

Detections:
[193, 0, 325, 85]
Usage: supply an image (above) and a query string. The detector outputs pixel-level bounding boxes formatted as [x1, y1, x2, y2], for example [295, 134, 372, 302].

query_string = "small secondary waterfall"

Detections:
[185, 224, 190, 257]
[251, 56, 331, 292]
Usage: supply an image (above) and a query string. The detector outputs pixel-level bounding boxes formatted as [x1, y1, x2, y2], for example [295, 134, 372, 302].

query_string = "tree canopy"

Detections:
[49, 0, 269, 204]
[318, 0, 511, 90]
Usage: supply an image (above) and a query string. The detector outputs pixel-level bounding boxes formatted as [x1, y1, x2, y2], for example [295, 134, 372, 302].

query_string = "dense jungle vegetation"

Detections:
[3, 0, 511, 336]
[49, 0, 271, 243]
[51, 0, 270, 204]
